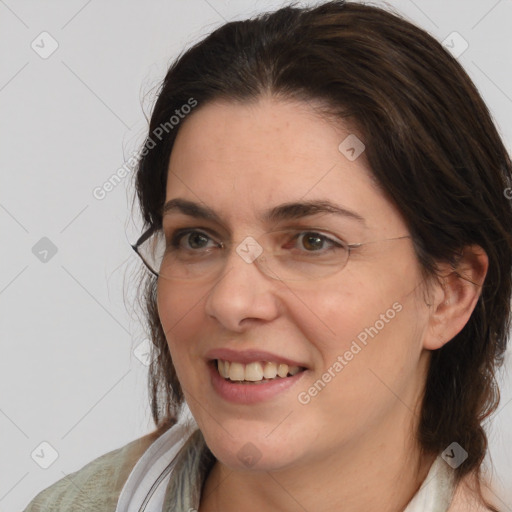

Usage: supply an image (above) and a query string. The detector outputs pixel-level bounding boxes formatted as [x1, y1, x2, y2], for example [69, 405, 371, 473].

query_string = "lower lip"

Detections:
[209, 362, 307, 404]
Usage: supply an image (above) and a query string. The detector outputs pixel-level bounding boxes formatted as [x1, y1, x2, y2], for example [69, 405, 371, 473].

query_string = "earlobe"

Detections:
[422, 245, 488, 351]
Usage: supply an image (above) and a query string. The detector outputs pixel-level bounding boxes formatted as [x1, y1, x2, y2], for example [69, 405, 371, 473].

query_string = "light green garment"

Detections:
[23, 433, 159, 511]
[22, 429, 213, 512]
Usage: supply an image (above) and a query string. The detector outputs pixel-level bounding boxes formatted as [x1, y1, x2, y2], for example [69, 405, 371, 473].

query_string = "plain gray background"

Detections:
[1, 1, 511, 510]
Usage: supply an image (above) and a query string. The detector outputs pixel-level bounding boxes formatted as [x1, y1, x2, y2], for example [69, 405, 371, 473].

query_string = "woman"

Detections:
[24, 1, 511, 511]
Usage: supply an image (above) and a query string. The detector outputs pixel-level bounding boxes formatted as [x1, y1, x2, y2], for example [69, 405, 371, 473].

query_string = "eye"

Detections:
[285, 231, 343, 253]
[169, 229, 220, 251]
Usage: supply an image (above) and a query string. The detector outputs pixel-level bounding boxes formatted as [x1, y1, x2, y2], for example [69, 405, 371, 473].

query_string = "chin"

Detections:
[209, 440, 300, 472]
[196, 420, 303, 472]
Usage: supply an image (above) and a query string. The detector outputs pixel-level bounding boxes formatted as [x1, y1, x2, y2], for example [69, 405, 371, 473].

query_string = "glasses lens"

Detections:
[136, 229, 350, 281]
[138, 229, 224, 281]
[136, 229, 166, 276]
[256, 230, 350, 281]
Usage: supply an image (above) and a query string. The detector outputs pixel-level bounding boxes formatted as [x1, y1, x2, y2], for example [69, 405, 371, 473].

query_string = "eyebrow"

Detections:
[162, 198, 366, 225]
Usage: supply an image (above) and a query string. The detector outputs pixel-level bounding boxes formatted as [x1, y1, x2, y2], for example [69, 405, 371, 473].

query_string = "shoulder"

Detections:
[22, 429, 165, 512]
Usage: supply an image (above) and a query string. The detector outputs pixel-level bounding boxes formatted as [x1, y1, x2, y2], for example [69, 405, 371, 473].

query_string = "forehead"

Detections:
[164, 96, 405, 234]
[168, 95, 366, 178]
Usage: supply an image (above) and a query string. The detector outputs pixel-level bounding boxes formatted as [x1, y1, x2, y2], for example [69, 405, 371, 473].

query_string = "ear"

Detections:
[423, 245, 488, 350]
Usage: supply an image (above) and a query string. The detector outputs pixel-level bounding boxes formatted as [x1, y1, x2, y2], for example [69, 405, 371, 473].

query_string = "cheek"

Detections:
[294, 284, 427, 424]
[156, 281, 205, 362]
[290, 261, 426, 369]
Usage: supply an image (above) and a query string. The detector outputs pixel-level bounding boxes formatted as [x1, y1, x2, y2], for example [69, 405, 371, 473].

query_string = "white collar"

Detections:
[115, 421, 196, 512]
[404, 456, 456, 512]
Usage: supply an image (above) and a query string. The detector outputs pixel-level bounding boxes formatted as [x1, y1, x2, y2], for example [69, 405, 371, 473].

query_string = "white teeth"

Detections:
[216, 359, 303, 382]
[245, 362, 264, 381]
[217, 360, 229, 378]
[263, 362, 278, 379]
[229, 362, 245, 381]
[288, 365, 300, 376]
[277, 363, 289, 378]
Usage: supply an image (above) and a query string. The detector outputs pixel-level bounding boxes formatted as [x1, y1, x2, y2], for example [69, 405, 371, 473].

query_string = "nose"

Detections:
[203, 240, 282, 331]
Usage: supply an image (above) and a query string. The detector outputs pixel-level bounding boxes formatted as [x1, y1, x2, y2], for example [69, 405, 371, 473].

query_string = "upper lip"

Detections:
[205, 348, 308, 368]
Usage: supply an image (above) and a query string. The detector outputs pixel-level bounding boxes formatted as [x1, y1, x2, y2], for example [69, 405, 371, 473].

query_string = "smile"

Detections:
[216, 359, 305, 383]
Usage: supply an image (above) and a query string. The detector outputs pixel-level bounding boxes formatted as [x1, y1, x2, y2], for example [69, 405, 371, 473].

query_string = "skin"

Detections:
[156, 95, 488, 512]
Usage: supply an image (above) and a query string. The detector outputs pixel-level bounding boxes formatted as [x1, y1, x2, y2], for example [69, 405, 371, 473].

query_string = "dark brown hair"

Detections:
[134, 1, 512, 508]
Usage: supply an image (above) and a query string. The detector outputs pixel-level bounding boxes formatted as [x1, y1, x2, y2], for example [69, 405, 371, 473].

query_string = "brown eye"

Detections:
[301, 232, 325, 251]
[296, 231, 341, 252]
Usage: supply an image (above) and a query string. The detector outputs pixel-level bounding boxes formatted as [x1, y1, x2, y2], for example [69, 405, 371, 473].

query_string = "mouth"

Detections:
[205, 348, 309, 403]
[212, 359, 307, 384]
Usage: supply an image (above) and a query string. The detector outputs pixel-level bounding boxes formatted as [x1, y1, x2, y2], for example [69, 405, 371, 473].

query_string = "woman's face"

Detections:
[157, 96, 432, 471]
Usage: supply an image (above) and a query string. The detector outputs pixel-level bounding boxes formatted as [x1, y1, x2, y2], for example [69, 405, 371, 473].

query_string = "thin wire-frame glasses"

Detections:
[131, 225, 412, 282]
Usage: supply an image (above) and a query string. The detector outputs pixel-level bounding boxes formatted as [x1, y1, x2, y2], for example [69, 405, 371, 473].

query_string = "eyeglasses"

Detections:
[132, 226, 411, 282]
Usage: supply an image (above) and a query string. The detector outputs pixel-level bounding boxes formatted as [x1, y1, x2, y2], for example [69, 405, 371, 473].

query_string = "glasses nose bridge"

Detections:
[225, 233, 273, 278]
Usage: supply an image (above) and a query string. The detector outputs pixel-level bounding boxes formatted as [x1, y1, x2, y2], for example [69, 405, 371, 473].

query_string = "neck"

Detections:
[199, 402, 436, 512]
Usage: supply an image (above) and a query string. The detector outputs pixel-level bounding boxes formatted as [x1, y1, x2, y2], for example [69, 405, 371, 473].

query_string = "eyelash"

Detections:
[167, 228, 344, 252]
[168, 228, 221, 250]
